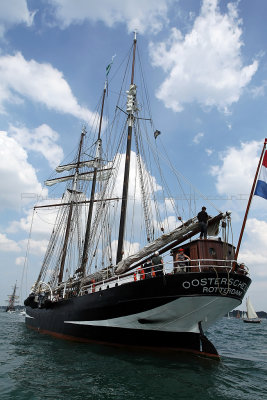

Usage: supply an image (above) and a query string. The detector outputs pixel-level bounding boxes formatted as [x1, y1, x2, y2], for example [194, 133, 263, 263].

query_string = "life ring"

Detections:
[92, 279, 96, 293]
[138, 267, 145, 280]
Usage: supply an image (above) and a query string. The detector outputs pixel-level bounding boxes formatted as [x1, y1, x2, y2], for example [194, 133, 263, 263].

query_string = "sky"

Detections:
[1, 0, 267, 311]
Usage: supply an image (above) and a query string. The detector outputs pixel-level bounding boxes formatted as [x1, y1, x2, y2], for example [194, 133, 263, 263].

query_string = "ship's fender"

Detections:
[151, 267, 156, 277]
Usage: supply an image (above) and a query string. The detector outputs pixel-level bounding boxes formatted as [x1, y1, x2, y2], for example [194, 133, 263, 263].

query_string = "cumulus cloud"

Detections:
[0, 131, 45, 210]
[239, 218, 267, 282]
[193, 132, 204, 144]
[0, 0, 36, 38]
[0, 52, 94, 121]
[7, 200, 62, 236]
[205, 148, 213, 156]
[110, 239, 140, 262]
[149, 0, 258, 113]
[0, 233, 20, 252]
[48, 0, 170, 34]
[9, 124, 64, 168]
[211, 139, 263, 196]
[15, 256, 26, 266]
[250, 80, 267, 98]
[19, 238, 49, 256]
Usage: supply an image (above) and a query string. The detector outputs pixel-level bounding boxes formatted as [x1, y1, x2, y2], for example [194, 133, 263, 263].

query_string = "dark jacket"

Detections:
[151, 255, 163, 269]
[197, 210, 208, 223]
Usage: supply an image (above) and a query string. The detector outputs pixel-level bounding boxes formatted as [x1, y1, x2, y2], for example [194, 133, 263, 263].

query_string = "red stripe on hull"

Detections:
[26, 323, 220, 360]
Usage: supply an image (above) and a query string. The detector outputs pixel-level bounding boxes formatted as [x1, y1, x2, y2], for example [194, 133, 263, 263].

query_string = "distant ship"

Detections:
[24, 34, 253, 358]
[6, 282, 19, 312]
[243, 297, 261, 323]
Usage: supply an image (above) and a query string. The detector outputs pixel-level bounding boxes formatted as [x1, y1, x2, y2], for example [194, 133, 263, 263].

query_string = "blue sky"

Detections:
[1, 0, 267, 311]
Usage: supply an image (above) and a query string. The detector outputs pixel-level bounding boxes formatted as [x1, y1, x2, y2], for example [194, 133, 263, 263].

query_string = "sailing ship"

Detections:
[6, 282, 19, 312]
[243, 297, 261, 323]
[24, 34, 253, 358]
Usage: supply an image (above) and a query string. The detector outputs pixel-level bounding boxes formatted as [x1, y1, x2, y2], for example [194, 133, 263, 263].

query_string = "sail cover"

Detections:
[115, 213, 225, 274]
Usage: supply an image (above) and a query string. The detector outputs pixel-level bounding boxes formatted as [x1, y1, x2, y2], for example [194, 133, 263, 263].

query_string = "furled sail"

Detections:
[55, 160, 101, 172]
[115, 212, 227, 274]
[45, 169, 112, 186]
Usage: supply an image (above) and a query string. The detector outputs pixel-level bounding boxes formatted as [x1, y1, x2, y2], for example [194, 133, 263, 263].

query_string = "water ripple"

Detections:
[0, 313, 266, 400]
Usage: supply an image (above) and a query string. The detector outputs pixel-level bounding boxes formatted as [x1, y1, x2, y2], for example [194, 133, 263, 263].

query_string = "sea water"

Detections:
[0, 312, 266, 400]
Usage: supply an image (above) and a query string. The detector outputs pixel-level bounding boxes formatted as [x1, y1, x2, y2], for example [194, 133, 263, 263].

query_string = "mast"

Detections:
[235, 138, 267, 261]
[116, 32, 137, 264]
[80, 82, 107, 277]
[58, 128, 85, 283]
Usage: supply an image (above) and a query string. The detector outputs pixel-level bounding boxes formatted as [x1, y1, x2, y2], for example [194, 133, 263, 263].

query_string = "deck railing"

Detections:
[79, 258, 249, 295]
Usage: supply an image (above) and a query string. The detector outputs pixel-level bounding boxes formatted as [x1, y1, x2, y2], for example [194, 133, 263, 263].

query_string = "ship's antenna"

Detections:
[116, 32, 137, 264]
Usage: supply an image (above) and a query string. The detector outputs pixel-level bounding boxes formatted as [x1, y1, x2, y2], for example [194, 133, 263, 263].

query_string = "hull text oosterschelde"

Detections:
[182, 277, 249, 296]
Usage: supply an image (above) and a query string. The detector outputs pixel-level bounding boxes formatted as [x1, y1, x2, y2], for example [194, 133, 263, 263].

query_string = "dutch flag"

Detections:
[255, 150, 267, 200]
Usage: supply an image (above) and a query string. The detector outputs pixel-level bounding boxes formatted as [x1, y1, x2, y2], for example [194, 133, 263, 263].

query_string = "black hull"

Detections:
[25, 272, 251, 358]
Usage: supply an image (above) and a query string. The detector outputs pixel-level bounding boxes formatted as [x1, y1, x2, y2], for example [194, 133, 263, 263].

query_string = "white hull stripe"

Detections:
[25, 313, 34, 319]
[64, 296, 240, 333]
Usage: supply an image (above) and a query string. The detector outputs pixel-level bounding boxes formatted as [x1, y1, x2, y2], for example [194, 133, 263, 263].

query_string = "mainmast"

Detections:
[116, 32, 137, 264]
[80, 81, 107, 277]
[58, 128, 85, 283]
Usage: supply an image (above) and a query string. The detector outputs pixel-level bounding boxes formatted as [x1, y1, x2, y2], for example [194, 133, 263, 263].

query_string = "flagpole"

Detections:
[234, 138, 267, 262]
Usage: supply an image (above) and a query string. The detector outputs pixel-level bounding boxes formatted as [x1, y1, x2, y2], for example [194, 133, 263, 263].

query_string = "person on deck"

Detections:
[174, 249, 191, 273]
[143, 259, 152, 278]
[197, 206, 209, 239]
[151, 251, 164, 276]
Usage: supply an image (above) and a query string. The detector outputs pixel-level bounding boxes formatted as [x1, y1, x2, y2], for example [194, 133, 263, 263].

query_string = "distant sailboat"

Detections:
[5, 282, 19, 312]
[243, 297, 261, 323]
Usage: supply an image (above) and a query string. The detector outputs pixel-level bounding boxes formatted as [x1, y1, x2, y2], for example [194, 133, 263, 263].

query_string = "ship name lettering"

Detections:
[202, 287, 242, 296]
[182, 278, 247, 294]
[182, 281, 191, 289]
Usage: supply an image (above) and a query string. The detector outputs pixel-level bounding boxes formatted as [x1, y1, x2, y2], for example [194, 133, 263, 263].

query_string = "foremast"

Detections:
[58, 129, 85, 283]
[34, 128, 86, 289]
[116, 32, 138, 264]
